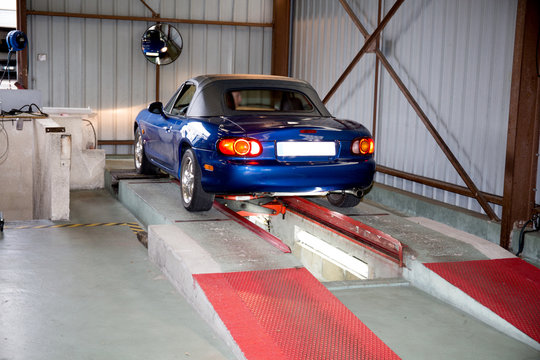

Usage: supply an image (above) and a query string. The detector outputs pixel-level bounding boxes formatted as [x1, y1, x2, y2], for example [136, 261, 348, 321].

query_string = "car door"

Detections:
[155, 82, 197, 171]
[142, 108, 170, 168]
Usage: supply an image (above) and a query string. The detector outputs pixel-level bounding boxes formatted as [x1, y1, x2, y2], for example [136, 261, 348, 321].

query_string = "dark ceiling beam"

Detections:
[25, 10, 273, 28]
[501, 0, 540, 249]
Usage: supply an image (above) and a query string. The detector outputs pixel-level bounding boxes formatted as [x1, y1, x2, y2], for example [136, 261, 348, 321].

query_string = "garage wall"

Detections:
[291, 0, 517, 217]
[26, 0, 273, 154]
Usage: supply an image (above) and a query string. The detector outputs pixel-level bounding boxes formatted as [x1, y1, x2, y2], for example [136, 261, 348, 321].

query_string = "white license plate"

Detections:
[276, 141, 336, 156]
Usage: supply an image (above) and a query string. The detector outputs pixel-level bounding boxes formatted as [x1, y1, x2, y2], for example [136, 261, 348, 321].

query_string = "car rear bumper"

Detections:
[197, 153, 376, 194]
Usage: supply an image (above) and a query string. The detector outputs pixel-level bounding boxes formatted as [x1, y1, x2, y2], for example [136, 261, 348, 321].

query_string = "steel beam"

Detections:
[501, 0, 540, 248]
[271, 0, 291, 76]
[282, 197, 403, 266]
[25, 10, 273, 28]
[377, 165, 503, 206]
[338, 0, 499, 221]
[323, 0, 404, 104]
[16, 0, 28, 88]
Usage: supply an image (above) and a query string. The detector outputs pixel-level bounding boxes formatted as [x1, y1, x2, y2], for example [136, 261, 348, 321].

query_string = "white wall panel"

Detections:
[291, 0, 517, 217]
[27, 0, 273, 154]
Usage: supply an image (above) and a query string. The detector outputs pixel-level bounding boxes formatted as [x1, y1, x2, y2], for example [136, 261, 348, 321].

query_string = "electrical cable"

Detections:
[83, 119, 97, 149]
[0, 102, 49, 164]
[0, 50, 13, 87]
[4, 103, 49, 117]
[516, 213, 540, 256]
[0, 120, 9, 165]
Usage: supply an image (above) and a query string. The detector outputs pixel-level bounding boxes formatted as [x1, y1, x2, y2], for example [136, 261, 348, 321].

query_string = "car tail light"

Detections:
[351, 137, 374, 155]
[218, 138, 263, 157]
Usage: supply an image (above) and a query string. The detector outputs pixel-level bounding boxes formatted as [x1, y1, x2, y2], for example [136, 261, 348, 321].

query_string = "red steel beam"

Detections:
[281, 197, 403, 266]
[213, 201, 291, 254]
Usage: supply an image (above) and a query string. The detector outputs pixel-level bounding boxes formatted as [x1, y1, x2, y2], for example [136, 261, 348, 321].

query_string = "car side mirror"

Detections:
[148, 101, 164, 115]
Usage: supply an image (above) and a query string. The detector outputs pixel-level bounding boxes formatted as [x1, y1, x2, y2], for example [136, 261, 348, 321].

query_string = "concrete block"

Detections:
[148, 224, 247, 360]
[0, 118, 34, 220]
[70, 149, 106, 189]
[33, 118, 71, 220]
[404, 260, 540, 350]
[366, 183, 501, 244]
[44, 108, 105, 190]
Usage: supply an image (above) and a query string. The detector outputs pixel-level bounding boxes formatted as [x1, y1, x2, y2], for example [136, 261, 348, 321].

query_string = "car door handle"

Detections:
[163, 126, 172, 133]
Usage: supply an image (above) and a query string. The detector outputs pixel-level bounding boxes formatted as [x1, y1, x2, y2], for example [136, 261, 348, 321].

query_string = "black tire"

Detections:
[180, 149, 215, 211]
[326, 193, 362, 208]
[134, 127, 158, 174]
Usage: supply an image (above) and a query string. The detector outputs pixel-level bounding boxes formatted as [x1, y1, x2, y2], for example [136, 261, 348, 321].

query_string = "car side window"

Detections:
[170, 84, 196, 116]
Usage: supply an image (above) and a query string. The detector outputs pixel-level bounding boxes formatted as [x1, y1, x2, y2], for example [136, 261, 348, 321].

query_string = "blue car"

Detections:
[134, 74, 375, 211]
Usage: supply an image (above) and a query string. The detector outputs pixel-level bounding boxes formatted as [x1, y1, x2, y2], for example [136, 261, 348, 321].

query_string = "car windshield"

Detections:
[224, 89, 314, 112]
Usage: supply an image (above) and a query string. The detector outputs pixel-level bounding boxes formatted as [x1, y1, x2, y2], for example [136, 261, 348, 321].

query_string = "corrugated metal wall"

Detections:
[27, 0, 273, 154]
[291, 0, 517, 217]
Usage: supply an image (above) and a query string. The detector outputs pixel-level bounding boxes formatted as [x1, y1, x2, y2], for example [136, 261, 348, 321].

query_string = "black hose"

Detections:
[516, 214, 540, 257]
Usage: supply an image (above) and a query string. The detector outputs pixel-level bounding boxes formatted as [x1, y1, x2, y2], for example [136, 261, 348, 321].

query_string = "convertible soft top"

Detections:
[184, 74, 332, 117]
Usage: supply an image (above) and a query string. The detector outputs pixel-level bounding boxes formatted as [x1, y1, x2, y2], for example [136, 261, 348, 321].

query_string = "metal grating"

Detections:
[195, 267, 400, 360]
[425, 258, 540, 343]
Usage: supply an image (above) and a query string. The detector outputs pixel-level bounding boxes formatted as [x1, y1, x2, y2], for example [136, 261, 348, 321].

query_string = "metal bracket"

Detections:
[217, 198, 277, 215]
[45, 127, 65, 133]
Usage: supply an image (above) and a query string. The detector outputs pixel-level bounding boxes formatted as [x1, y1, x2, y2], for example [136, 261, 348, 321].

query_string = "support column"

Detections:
[501, 0, 540, 248]
[16, 0, 28, 88]
[271, 0, 291, 76]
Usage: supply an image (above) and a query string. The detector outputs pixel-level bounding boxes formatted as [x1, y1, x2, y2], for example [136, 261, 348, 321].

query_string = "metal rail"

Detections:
[281, 197, 403, 266]
[168, 179, 402, 264]
[377, 165, 503, 206]
[25, 10, 273, 28]
[213, 201, 291, 254]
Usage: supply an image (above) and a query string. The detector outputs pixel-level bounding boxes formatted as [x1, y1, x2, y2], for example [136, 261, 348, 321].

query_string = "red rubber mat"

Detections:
[194, 267, 400, 360]
[425, 258, 540, 343]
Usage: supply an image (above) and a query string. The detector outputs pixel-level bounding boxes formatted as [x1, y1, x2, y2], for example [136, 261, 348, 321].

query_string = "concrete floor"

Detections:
[0, 190, 235, 360]
[330, 282, 539, 360]
[1, 186, 538, 359]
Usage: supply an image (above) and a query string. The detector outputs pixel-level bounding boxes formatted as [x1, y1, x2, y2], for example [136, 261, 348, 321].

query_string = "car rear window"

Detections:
[224, 89, 314, 112]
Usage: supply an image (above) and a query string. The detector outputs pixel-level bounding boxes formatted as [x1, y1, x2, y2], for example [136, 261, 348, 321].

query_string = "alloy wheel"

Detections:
[181, 157, 195, 205]
[135, 133, 143, 170]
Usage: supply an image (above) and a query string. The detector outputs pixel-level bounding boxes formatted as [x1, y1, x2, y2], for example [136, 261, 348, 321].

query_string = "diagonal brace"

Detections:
[337, 0, 499, 221]
[323, 0, 404, 104]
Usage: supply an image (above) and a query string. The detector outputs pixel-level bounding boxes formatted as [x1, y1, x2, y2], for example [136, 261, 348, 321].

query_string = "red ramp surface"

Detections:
[425, 258, 540, 343]
[194, 267, 400, 360]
